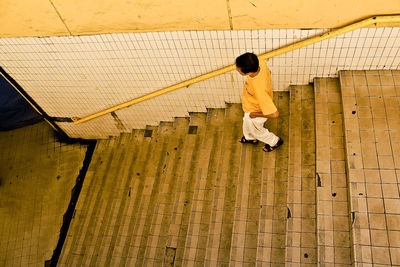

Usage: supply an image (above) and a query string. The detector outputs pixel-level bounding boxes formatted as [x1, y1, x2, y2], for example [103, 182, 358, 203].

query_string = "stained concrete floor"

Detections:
[0, 122, 87, 266]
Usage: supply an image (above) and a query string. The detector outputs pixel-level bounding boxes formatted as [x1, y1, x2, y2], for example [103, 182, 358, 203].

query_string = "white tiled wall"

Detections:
[0, 28, 399, 139]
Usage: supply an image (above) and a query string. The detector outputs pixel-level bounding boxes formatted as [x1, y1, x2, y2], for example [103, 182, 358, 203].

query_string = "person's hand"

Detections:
[249, 112, 257, 118]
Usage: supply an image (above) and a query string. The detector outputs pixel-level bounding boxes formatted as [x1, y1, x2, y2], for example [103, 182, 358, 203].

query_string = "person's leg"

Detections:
[242, 113, 258, 141]
[247, 116, 279, 146]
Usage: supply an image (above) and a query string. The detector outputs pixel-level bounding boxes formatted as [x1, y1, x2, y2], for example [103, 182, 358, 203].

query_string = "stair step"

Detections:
[134, 121, 180, 266]
[314, 78, 352, 265]
[339, 70, 400, 266]
[208, 104, 242, 266]
[180, 108, 226, 266]
[94, 132, 142, 266]
[103, 130, 145, 266]
[286, 85, 317, 264]
[59, 137, 118, 265]
[161, 115, 197, 262]
[126, 122, 176, 266]
[83, 135, 137, 266]
[146, 117, 191, 265]
[170, 111, 212, 266]
[255, 92, 290, 265]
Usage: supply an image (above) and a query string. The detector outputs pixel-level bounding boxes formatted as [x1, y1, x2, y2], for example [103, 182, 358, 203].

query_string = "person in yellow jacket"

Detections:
[235, 52, 283, 152]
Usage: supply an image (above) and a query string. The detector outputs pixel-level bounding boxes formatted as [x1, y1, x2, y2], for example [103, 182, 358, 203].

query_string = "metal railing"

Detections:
[74, 15, 400, 125]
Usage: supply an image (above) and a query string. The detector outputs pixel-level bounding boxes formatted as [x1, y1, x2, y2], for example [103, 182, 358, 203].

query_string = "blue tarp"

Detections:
[0, 74, 43, 130]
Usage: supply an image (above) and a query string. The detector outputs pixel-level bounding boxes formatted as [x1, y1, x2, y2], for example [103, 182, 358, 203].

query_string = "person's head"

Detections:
[235, 52, 259, 76]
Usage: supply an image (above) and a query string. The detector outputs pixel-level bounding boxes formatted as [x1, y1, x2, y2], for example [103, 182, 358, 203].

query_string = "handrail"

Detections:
[74, 14, 400, 124]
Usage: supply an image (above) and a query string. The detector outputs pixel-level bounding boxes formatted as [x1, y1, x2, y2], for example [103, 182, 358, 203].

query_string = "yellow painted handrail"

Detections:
[74, 14, 400, 124]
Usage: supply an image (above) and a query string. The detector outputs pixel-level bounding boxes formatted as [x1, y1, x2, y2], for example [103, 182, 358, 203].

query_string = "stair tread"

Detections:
[339, 70, 400, 266]
[286, 85, 317, 265]
[59, 137, 120, 265]
[314, 77, 352, 265]
[181, 108, 226, 265]
[81, 135, 136, 266]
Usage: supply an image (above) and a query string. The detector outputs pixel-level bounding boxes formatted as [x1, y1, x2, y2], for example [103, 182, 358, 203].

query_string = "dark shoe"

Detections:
[239, 136, 259, 144]
[263, 138, 283, 152]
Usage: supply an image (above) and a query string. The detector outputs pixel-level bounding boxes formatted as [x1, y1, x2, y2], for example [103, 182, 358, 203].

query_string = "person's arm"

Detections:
[249, 110, 279, 119]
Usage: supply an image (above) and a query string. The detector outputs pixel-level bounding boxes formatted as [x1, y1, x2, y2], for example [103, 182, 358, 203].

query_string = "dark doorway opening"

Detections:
[0, 69, 43, 130]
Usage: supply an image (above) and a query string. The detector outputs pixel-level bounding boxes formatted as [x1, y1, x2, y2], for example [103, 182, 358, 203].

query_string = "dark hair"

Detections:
[235, 52, 259, 74]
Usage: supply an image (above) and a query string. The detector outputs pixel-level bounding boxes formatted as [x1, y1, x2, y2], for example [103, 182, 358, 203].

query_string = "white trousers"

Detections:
[242, 112, 279, 146]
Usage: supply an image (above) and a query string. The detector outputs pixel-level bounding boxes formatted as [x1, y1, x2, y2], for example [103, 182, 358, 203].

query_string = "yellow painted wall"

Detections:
[0, 0, 400, 37]
[0, 0, 69, 37]
[230, 0, 400, 29]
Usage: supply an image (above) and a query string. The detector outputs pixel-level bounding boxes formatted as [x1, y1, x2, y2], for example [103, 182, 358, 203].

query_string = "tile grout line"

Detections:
[375, 72, 393, 266]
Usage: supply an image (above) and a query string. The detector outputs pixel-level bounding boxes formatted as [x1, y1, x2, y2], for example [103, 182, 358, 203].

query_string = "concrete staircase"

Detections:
[58, 70, 400, 266]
